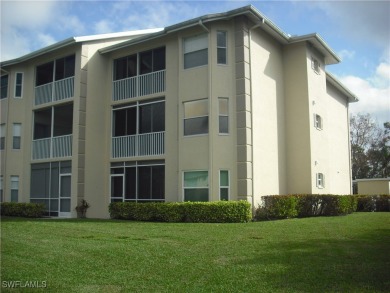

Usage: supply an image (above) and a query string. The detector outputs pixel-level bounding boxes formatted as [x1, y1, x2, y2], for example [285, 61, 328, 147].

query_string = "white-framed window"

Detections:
[219, 97, 229, 134]
[183, 171, 208, 201]
[219, 170, 229, 201]
[311, 57, 321, 74]
[1, 74, 8, 99]
[0, 175, 3, 202]
[217, 31, 227, 65]
[314, 114, 323, 130]
[184, 99, 209, 136]
[12, 123, 21, 150]
[14, 72, 23, 98]
[316, 173, 325, 188]
[0, 124, 5, 150]
[10, 175, 19, 202]
[183, 34, 208, 69]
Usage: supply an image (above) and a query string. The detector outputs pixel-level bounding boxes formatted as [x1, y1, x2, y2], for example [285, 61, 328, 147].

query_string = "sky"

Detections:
[1, 0, 389, 126]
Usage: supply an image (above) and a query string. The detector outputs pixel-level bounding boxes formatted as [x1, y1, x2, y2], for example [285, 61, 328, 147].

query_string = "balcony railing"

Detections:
[112, 131, 164, 158]
[112, 70, 165, 101]
[35, 77, 74, 106]
[32, 135, 72, 160]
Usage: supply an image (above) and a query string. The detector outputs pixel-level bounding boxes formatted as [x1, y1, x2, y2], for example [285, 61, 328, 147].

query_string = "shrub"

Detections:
[1, 202, 45, 218]
[109, 201, 251, 223]
[256, 194, 357, 221]
[356, 195, 390, 212]
[256, 195, 298, 220]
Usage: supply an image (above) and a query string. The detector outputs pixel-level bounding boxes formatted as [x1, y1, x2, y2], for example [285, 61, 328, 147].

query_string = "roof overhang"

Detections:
[0, 28, 163, 67]
[326, 72, 359, 103]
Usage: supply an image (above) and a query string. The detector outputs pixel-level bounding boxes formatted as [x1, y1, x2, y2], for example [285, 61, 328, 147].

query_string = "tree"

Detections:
[350, 113, 390, 179]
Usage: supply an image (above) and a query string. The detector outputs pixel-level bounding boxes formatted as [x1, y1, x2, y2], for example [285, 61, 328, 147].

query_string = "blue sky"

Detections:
[1, 0, 389, 125]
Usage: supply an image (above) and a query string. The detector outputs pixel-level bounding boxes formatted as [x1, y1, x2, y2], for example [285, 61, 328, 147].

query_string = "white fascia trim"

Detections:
[74, 28, 164, 42]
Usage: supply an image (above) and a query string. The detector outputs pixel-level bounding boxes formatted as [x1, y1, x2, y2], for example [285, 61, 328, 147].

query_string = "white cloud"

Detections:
[338, 49, 355, 61]
[341, 62, 390, 125]
[94, 20, 115, 34]
[36, 33, 56, 48]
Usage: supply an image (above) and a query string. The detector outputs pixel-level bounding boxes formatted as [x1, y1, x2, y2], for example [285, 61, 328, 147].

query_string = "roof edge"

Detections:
[326, 72, 359, 103]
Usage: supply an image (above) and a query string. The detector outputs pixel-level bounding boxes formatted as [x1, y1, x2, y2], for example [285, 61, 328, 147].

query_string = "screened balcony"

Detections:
[112, 100, 165, 158]
[112, 47, 165, 101]
[32, 103, 73, 160]
[35, 55, 75, 106]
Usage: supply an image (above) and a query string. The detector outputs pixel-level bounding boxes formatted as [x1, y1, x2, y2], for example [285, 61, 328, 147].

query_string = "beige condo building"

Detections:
[0, 5, 358, 218]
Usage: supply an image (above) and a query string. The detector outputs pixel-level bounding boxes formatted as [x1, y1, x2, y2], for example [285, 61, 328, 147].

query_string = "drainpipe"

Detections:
[198, 20, 214, 201]
[248, 19, 264, 213]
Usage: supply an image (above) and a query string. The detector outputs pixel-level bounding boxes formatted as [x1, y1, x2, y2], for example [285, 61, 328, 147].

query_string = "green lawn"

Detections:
[1, 213, 389, 293]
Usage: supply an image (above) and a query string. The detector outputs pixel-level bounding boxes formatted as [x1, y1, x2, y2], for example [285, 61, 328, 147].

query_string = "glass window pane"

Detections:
[139, 104, 152, 134]
[53, 103, 73, 136]
[13, 137, 21, 149]
[60, 176, 71, 198]
[220, 188, 229, 201]
[36, 62, 54, 86]
[1, 75, 8, 99]
[152, 102, 165, 132]
[184, 188, 208, 202]
[219, 116, 228, 134]
[114, 57, 127, 80]
[219, 98, 228, 115]
[184, 171, 208, 188]
[138, 167, 151, 199]
[34, 108, 52, 139]
[127, 55, 137, 77]
[31, 165, 50, 198]
[184, 99, 208, 118]
[152, 165, 165, 200]
[50, 165, 59, 198]
[60, 199, 71, 212]
[217, 31, 226, 48]
[184, 117, 208, 136]
[125, 167, 136, 200]
[184, 49, 208, 69]
[220, 170, 229, 186]
[64, 55, 75, 78]
[217, 48, 227, 64]
[111, 176, 123, 198]
[140, 50, 153, 75]
[50, 199, 59, 212]
[55, 58, 65, 80]
[113, 109, 126, 137]
[126, 107, 137, 135]
[153, 47, 166, 71]
[13, 123, 21, 136]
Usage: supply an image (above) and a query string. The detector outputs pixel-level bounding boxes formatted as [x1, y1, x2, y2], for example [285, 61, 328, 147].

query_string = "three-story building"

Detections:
[0, 5, 358, 218]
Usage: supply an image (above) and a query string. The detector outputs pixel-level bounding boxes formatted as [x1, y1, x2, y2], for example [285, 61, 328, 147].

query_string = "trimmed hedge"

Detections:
[255, 194, 358, 221]
[1, 202, 45, 218]
[109, 201, 252, 223]
[356, 195, 390, 212]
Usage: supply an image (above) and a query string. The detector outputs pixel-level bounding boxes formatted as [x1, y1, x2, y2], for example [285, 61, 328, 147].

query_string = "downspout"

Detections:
[248, 19, 264, 212]
[198, 20, 214, 201]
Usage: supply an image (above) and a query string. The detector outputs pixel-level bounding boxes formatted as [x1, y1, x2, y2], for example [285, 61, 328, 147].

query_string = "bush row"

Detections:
[356, 195, 390, 212]
[109, 201, 252, 223]
[255, 194, 358, 220]
[1, 202, 46, 218]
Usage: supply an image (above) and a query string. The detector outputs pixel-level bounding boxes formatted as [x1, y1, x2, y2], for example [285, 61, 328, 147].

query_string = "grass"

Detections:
[1, 213, 389, 293]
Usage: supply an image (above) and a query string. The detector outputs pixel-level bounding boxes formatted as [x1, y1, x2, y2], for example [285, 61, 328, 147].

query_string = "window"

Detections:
[184, 99, 208, 136]
[1, 74, 8, 99]
[36, 55, 75, 86]
[217, 31, 227, 64]
[219, 98, 229, 134]
[113, 100, 165, 137]
[184, 171, 208, 201]
[316, 173, 325, 188]
[110, 162, 165, 202]
[183, 34, 208, 69]
[114, 54, 137, 81]
[314, 114, 323, 130]
[14, 73, 23, 98]
[0, 176, 3, 202]
[220, 170, 229, 201]
[12, 123, 21, 150]
[311, 57, 320, 74]
[0, 124, 5, 150]
[30, 161, 71, 216]
[10, 176, 19, 202]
